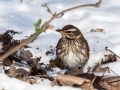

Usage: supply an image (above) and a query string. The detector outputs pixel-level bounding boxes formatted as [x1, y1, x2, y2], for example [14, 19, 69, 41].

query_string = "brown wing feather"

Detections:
[56, 38, 62, 55]
[83, 39, 90, 59]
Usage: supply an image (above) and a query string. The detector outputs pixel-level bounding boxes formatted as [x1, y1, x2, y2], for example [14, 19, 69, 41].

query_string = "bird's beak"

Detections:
[56, 29, 63, 33]
[56, 29, 61, 32]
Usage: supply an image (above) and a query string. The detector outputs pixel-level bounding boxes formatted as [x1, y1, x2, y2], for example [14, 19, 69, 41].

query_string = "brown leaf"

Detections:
[76, 73, 103, 89]
[16, 68, 28, 76]
[90, 28, 104, 33]
[92, 63, 101, 72]
[109, 54, 116, 62]
[6, 63, 16, 77]
[103, 76, 120, 86]
[81, 76, 96, 90]
[64, 68, 83, 75]
[19, 50, 33, 61]
[87, 67, 92, 74]
[92, 63, 110, 76]
[20, 76, 37, 84]
[100, 80, 120, 90]
[101, 54, 116, 64]
[47, 25, 56, 30]
[100, 67, 110, 76]
[51, 74, 90, 86]
[81, 82, 94, 90]
[51, 79, 58, 86]
[33, 60, 41, 70]
[50, 58, 64, 69]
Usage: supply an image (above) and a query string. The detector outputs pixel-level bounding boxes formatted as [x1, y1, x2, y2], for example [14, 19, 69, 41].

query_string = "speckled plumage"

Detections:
[56, 25, 89, 69]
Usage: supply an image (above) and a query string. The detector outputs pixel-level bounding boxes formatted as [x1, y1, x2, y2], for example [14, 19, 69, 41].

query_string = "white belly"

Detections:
[62, 51, 86, 68]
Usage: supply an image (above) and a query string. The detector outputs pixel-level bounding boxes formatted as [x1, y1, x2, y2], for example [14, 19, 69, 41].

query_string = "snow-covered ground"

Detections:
[0, 0, 120, 90]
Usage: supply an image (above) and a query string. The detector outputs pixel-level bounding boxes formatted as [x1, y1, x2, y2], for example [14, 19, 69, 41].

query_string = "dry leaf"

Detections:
[100, 80, 120, 90]
[33, 60, 41, 70]
[20, 50, 33, 61]
[90, 28, 104, 33]
[81, 76, 96, 90]
[81, 82, 94, 90]
[50, 58, 64, 69]
[47, 25, 56, 30]
[6, 63, 16, 77]
[102, 54, 117, 64]
[92, 63, 110, 76]
[20, 76, 37, 84]
[92, 63, 101, 72]
[64, 67, 83, 75]
[100, 67, 110, 76]
[109, 54, 116, 62]
[51, 74, 90, 86]
[103, 76, 120, 86]
[16, 68, 28, 76]
[87, 67, 92, 74]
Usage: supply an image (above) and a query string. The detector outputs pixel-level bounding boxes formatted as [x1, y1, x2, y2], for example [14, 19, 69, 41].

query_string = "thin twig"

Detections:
[0, 0, 102, 61]
[41, 0, 102, 31]
[108, 79, 120, 84]
[42, 4, 54, 15]
[105, 47, 120, 59]
[34, 74, 49, 78]
[109, 68, 119, 76]
[57, 0, 101, 17]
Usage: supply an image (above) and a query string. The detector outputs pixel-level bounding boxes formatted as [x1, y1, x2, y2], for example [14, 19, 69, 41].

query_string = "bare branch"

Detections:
[109, 68, 119, 77]
[105, 47, 120, 59]
[42, 4, 54, 15]
[0, 33, 37, 61]
[57, 0, 102, 17]
[0, 0, 102, 61]
[41, 0, 102, 31]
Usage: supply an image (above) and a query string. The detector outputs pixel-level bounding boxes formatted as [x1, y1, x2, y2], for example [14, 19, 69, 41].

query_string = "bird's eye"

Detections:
[67, 31, 72, 33]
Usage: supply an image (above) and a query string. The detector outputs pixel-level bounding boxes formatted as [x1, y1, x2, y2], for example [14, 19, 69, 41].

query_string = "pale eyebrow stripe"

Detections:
[67, 29, 76, 31]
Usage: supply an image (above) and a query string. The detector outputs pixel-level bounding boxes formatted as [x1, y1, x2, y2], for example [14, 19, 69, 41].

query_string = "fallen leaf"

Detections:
[51, 74, 90, 86]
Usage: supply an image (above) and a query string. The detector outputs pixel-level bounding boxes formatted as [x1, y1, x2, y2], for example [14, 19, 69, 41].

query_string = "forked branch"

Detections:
[0, 0, 102, 61]
[41, 0, 102, 31]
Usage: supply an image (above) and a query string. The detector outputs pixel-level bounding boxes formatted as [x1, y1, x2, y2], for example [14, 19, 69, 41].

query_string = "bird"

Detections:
[56, 25, 89, 70]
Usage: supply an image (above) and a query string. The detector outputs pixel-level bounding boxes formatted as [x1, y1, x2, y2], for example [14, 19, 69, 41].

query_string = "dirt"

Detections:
[0, 30, 49, 78]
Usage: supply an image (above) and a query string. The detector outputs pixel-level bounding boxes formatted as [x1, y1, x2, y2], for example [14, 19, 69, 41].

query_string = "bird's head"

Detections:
[56, 25, 83, 40]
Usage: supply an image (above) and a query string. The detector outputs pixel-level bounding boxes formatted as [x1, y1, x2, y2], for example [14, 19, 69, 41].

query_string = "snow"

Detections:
[0, 0, 120, 90]
[0, 73, 80, 90]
